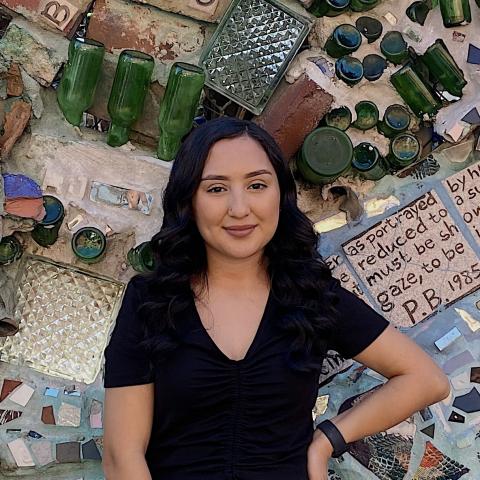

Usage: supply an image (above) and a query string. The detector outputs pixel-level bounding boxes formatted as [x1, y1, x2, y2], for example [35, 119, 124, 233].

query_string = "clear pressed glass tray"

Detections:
[201, 0, 312, 115]
[0, 256, 124, 384]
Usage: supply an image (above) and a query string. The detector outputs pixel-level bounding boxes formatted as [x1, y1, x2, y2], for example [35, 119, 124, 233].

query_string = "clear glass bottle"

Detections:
[31, 195, 65, 247]
[352, 143, 387, 180]
[387, 133, 421, 170]
[353, 101, 379, 130]
[157, 63, 205, 161]
[377, 104, 411, 138]
[335, 56, 364, 86]
[380, 31, 408, 65]
[0, 235, 23, 265]
[309, 0, 350, 17]
[71, 227, 106, 264]
[57, 37, 105, 126]
[107, 50, 155, 147]
[324, 24, 362, 58]
[127, 241, 155, 273]
[439, 0, 471, 27]
[324, 106, 352, 131]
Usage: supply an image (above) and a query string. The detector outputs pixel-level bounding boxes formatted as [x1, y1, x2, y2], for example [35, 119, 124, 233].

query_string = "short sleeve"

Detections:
[327, 280, 390, 359]
[104, 277, 154, 388]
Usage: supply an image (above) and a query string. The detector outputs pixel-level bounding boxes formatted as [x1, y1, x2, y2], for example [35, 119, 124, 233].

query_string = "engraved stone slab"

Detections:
[343, 190, 480, 327]
[443, 162, 480, 246]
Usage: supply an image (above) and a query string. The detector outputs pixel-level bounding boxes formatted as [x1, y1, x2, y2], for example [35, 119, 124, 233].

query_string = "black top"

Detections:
[104, 277, 389, 480]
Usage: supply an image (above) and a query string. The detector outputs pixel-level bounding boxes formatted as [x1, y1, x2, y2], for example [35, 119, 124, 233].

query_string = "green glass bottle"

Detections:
[352, 143, 387, 180]
[157, 63, 205, 162]
[355, 16, 383, 43]
[335, 56, 364, 86]
[387, 133, 420, 170]
[439, 0, 471, 27]
[362, 54, 387, 81]
[350, 0, 380, 12]
[57, 37, 105, 126]
[377, 104, 411, 138]
[406, 1, 431, 25]
[309, 0, 350, 16]
[324, 106, 352, 131]
[127, 241, 155, 273]
[71, 227, 106, 264]
[353, 101, 379, 130]
[107, 50, 155, 147]
[420, 39, 466, 98]
[390, 63, 442, 117]
[31, 195, 65, 247]
[297, 127, 353, 185]
[324, 24, 362, 59]
[380, 31, 408, 65]
[0, 235, 23, 266]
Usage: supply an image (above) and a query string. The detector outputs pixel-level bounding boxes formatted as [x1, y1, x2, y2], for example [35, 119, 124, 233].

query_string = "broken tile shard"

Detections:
[419, 407, 433, 422]
[30, 440, 54, 466]
[470, 367, 480, 383]
[467, 44, 480, 64]
[452, 387, 480, 413]
[8, 383, 34, 407]
[41, 405, 55, 425]
[56, 441, 81, 463]
[44, 387, 59, 398]
[0, 379, 22, 401]
[448, 411, 465, 423]
[0, 409, 22, 425]
[420, 423, 435, 439]
[461, 107, 480, 125]
[434, 327, 462, 351]
[7, 438, 35, 467]
[443, 350, 475, 375]
[90, 399, 103, 429]
[82, 439, 102, 460]
[58, 402, 81, 427]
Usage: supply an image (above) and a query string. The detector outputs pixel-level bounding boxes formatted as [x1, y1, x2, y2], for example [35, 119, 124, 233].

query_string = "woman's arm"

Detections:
[103, 383, 154, 480]
[308, 325, 450, 479]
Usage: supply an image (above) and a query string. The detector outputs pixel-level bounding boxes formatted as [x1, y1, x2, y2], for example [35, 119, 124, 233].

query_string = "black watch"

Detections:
[315, 419, 349, 458]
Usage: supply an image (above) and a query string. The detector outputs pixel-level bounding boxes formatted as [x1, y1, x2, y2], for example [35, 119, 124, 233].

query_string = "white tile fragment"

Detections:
[8, 384, 35, 407]
[434, 327, 462, 351]
[57, 402, 81, 427]
[455, 308, 480, 332]
[7, 438, 35, 467]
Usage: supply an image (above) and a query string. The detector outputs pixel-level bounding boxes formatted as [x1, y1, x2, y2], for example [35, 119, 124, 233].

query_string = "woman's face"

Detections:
[192, 135, 281, 264]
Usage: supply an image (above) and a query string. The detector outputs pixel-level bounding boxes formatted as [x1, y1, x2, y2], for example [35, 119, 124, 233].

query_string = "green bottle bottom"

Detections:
[157, 132, 182, 162]
[107, 123, 130, 147]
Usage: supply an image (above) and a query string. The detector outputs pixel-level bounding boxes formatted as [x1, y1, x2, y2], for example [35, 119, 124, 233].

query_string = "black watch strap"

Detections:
[315, 419, 349, 458]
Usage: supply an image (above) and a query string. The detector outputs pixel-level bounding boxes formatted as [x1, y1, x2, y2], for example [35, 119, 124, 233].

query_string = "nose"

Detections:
[227, 189, 250, 217]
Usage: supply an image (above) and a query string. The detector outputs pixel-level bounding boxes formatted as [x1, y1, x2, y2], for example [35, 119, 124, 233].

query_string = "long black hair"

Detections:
[140, 117, 338, 371]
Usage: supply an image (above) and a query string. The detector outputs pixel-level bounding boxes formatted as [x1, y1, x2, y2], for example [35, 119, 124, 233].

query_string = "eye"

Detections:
[206, 186, 226, 193]
[249, 183, 267, 190]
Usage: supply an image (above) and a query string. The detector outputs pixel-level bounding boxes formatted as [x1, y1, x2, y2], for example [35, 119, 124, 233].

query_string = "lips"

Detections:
[224, 225, 257, 231]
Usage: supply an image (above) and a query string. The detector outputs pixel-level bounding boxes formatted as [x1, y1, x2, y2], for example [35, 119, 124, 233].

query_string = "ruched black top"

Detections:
[104, 276, 389, 480]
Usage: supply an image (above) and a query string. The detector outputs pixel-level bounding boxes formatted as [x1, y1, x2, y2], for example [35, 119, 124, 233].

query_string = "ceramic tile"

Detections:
[8, 383, 34, 407]
[412, 441, 469, 479]
[7, 438, 35, 467]
[419, 407, 433, 422]
[434, 327, 462, 351]
[89, 399, 103, 429]
[420, 424, 435, 439]
[0, 379, 22, 402]
[56, 441, 81, 463]
[312, 395, 329, 421]
[0, 409, 22, 425]
[443, 350, 475, 375]
[471, 367, 480, 383]
[455, 308, 480, 332]
[41, 405, 55, 425]
[0, 256, 124, 383]
[452, 387, 480, 413]
[461, 107, 480, 125]
[443, 163, 480, 245]
[448, 411, 465, 423]
[44, 387, 59, 398]
[82, 439, 102, 460]
[451, 371, 471, 390]
[343, 190, 480, 327]
[467, 44, 480, 64]
[27, 431, 43, 439]
[30, 440, 54, 466]
[57, 402, 81, 427]
[64, 386, 81, 397]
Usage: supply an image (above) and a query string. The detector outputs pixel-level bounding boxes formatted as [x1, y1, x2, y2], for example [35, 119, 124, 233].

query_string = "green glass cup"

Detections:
[57, 37, 105, 126]
[352, 143, 387, 180]
[421, 39, 466, 98]
[127, 241, 155, 273]
[324, 24, 362, 59]
[324, 106, 352, 131]
[353, 101, 379, 130]
[335, 56, 364, 86]
[0, 236, 23, 266]
[387, 133, 421, 170]
[350, 0, 380, 11]
[31, 195, 65, 247]
[309, 0, 351, 16]
[297, 127, 353, 185]
[439, 0, 471, 27]
[380, 31, 408, 65]
[377, 104, 411, 138]
[71, 227, 107, 264]
[390, 63, 442, 117]
[107, 50, 155, 147]
[158, 62, 205, 161]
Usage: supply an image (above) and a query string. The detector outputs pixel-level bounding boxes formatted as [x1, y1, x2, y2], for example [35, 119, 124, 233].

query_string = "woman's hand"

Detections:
[307, 429, 333, 480]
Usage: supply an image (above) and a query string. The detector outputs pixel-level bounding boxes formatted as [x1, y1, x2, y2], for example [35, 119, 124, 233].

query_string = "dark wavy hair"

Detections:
[140, 117, 338, 372]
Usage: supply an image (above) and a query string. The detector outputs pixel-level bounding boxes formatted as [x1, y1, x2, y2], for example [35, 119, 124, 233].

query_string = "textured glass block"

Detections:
[0, 256, 124, 384]
[201, 0, 311, 114]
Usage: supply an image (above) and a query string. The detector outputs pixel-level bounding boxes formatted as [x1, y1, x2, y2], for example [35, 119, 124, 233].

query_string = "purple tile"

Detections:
[443, 350, 475, 375]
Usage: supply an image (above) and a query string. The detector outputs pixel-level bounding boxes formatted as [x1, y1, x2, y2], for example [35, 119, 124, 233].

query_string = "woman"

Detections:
[103, 117, 449, 480]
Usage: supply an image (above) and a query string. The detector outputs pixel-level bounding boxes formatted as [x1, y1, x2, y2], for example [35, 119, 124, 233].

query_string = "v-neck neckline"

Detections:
[191, 288, 272, 364]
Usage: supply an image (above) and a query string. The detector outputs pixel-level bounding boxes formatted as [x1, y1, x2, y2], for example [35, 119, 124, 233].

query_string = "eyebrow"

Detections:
[200, 169, 273, 182]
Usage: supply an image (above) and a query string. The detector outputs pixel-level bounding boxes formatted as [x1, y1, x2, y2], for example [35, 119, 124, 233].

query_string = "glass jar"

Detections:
[380, 31, 408, 65]
[309, 0, 351, 17]
[353, 101, 379, 130]
[439, 0, 471, 27]
[0, 235, 23, 266]
[335, 56, 364, 86]
[31, 195, 65, 247]
[377, 104, 411, 138]
[324, 106, 352, 131]
[324, 24, 362, 58]
[57, 37, 105, 126]
[127, 241, 155, 273]
[352, 143, 387, 180]
[390, 63, 442, 117]
[350, 0, 380, 12]
[387, 133, 421, 170]
[297, 127, 353, 185]
[107, 50, 155, 147]
[157, 62, 205, 161]
[71, 227, 106, 264]
[355, 16, 383, 43]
